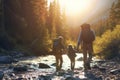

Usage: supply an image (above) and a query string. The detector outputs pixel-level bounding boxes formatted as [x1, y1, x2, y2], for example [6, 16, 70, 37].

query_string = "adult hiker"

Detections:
[52, 36, 65, 71]
[77, 23, 95, 70]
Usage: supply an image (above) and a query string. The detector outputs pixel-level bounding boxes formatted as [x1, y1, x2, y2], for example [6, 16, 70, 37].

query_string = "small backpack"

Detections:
[81, 29, 95, 43]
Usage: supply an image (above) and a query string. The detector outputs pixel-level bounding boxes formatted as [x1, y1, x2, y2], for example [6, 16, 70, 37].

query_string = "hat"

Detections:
[58, 36, 63, 40]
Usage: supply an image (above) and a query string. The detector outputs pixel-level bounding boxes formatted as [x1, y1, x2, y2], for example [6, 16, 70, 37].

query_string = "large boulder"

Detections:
[38, 63, 51, 68]
[0, 56, 18, 64]
[0, 71, 4, 80]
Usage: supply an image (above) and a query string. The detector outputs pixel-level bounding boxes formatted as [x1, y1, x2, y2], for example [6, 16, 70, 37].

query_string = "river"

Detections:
[19, 53, 84, 70]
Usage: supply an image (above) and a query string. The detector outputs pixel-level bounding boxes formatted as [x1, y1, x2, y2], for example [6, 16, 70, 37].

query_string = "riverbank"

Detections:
[0, 54, 120, 80]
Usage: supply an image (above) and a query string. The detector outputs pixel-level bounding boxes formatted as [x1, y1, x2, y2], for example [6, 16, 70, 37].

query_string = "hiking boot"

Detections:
[84, 63, 91, 71]
[84, 68, 87, 71]
[84, 64, 88, 71]
[87, 66, 91, 70]
[71, 67, 74, 71]
[86, 63, 91, 70]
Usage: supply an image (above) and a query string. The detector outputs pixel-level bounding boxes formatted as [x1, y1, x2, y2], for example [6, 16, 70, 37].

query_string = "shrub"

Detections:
[94, 25, 120, 59]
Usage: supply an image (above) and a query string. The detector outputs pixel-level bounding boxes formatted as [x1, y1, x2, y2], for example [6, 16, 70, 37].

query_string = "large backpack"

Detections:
[81, 29, 95, 43]
[53, 38, 61, 51]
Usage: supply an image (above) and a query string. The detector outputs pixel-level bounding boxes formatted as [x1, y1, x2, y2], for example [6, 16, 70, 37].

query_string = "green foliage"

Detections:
[1, 0, 69, 55]
[2, 0, 51, 55]
[109, 1, 120, 29]
[90, 1, 120, 37]
[94, 25, 120, 59]
[47, 0, 68, 39]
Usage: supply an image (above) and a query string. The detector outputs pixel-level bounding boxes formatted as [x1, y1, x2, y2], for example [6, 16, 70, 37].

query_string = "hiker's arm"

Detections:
[91, 29, 96, 41]
[61, 43, 67, 54]
[93, 30, 96, 40]
[77, 31, 82, 50]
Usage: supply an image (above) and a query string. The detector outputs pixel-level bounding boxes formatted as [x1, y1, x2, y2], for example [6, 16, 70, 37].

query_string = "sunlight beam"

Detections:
[58, 0, 96, 16]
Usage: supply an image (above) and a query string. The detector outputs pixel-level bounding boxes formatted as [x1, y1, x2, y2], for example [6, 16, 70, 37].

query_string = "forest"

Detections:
[0, 0, 120, 59]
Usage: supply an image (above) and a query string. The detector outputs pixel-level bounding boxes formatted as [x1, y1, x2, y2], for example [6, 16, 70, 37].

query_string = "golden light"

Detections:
[48, 0, 96, 16]
[58, 0, 96, 16]
[48, 0, 97, 26]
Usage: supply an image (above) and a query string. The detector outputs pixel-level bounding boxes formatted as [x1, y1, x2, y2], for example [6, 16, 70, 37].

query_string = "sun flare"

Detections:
[48, 0, 96, 16]
[58, 0, 95, 16]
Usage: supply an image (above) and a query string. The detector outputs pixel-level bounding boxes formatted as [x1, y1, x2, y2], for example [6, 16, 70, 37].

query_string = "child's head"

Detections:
[68, 44, 73, 49]
[58, 36, 63, 41]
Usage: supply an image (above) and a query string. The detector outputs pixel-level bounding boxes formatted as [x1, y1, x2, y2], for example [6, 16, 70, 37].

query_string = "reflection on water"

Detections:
[20, 53, 83, 70]
[0, 54, 85, 79]
[62, 53, 83, 70]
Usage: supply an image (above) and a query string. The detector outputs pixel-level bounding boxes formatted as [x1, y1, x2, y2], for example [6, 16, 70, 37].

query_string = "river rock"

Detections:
[38, 75, 51, 80]
[39, 63, 51, 68]
[17, 77, 28, 80]
[91, 64, 99, 69]
[8, 73, 15, 77]
[77, 57, 83, 61]
[99, 67, 106, 73]
[51, 63, 56, 66]
[13, 66, 28, 72]
[110, 69, 120, 75]
[94, 60, 106, 64]
[9, 51, 25, 58]
[65, 77, 76, 80]
[0, 71, 4, 80]
[0, 56, 18, 64]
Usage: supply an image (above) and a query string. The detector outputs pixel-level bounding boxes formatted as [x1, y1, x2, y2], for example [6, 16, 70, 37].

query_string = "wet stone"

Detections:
[110, 69, 120, 75]
[98, 67, 106, 73]
[0, 56, 18, 64]
[77, 57, 83, 61]
[51, 63, 56, 67]
[65, 76, 76, 80]
[38, 75, 51, 80]
[56, 71, 66, 76]
[39, 63, 51, 68]
[13, 66, 28, 72]
[0, 71, 4, 80]
[94, 60, 106, 64]
[91, 64, 99, 69]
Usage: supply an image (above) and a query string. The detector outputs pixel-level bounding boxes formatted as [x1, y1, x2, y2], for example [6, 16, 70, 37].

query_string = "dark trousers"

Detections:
[55, 53, 63, 71]
[82, 43, 93, 69]
[70, 57, 75, 70]
[68, 54, 75, 70]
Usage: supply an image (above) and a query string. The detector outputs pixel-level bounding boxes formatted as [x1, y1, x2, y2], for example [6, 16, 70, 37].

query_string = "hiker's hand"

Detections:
[76, 48, 82, 53]
[76, 46, 79, 51]
[76, 48, 79, 53]
[61, 49, 66, 54]
[64, 49, 68, 54]
[75, 45, 80, 53]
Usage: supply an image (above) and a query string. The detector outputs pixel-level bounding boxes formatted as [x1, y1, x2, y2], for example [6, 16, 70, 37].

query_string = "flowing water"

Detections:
[20, 53, 84, 70]
[0, 53, 87, 79]
[16, 53, 86, 79]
